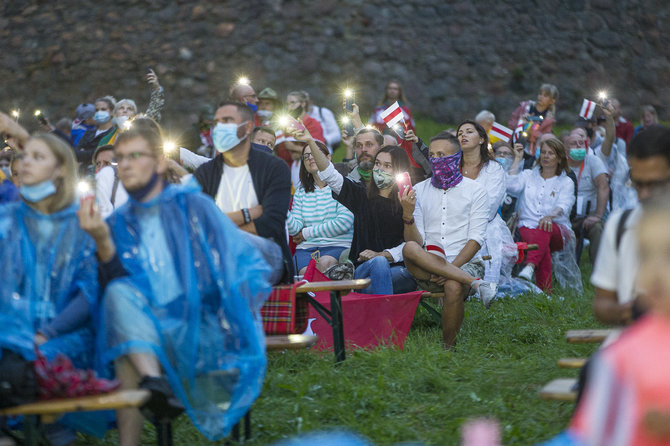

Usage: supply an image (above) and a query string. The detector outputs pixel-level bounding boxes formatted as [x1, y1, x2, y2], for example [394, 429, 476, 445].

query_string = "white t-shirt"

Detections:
[95, 165, 128, 219]
[215, 164, 259, 213]
[291, 160, 302, 191]
[591, 207, 641, 304]
[570, 153, 607, 215]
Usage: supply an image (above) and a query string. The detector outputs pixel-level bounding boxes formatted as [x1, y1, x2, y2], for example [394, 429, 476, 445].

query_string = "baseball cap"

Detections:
[75, 103, 96, 121]
[258, 87, 279, 101]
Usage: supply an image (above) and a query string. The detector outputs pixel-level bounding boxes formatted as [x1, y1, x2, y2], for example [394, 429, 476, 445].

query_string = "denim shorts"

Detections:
[293, 246, 348, 271]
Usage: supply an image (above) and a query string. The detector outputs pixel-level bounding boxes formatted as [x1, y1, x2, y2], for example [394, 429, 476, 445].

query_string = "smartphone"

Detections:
[344, 90, 354, 112]
[147, 66, 153, 73]
[396, 172, 412, 198]
[393, 125, 406, 140]
[343, 120, 354, 136]
[34, 111, 48, 126]
[285, 115, 306, 132]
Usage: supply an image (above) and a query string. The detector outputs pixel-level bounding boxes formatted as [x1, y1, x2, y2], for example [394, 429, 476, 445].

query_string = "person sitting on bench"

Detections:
[0, 122, 102, 444]
[78, 119, 272, 445]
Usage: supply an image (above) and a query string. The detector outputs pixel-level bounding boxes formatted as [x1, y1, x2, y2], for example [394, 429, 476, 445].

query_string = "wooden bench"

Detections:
[558, 357, 587, 369]
[539, 378, 577, 402]
[0, 390, 155, 446]
[266, 334, 318, 351]
[566, 329, 619, 344]
[296, 278, 371, 363]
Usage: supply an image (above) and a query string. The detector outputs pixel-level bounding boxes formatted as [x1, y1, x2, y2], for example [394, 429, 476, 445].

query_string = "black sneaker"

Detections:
[138, 376, 185, 422]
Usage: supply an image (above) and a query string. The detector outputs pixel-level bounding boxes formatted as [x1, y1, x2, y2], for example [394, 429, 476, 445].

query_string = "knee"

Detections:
[442, 280, 464, 303]
[402, 241, 422, 260]
[368, 256, 389, 269]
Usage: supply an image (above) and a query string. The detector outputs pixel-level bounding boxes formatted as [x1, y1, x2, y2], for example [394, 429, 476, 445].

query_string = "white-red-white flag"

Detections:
[488, 122, 513, 143]
[579, 99, 597, 120]
[380, 101, 404, 127]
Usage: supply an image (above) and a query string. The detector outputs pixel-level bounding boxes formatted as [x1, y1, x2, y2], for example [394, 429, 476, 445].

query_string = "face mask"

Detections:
[94, 111, 110, 124]
[246, 102, 258, 113]
[430, 151, 463, 190]
[20, 180, 57, 203]
[569, 148, 586, 161]
[373, 168, 394, 189]
[212, 121, 249, 153]
[496, 157, 511, 172]
[115, 115, 129, 127]
[1, 166, 10, 179]
[257, 110, 273, 119]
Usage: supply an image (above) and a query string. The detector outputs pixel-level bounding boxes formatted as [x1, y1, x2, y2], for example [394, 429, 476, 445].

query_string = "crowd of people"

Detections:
[1, 70, 669, 445]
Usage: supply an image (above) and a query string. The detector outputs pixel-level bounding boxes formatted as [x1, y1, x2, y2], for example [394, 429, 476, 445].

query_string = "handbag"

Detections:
[0, 348, 37, 409]
[261, 280, 309, 335]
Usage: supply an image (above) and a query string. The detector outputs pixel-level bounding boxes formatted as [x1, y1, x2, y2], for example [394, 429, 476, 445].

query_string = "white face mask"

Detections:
[115, 115, 129, 127]
[256, 110, 273, 119]
[212, 121, 249, 153]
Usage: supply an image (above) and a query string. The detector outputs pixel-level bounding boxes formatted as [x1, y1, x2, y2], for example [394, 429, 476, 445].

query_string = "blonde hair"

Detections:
[539, 83, 559, 115]
[29, 133, 77, 213]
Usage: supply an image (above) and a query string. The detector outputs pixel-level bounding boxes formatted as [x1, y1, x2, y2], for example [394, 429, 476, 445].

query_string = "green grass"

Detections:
[77, 254, 600, 446]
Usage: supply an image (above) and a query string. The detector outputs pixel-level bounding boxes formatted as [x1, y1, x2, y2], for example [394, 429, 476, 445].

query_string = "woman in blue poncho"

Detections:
[0, 123, 100, 444]
[78, 118, 272, 444]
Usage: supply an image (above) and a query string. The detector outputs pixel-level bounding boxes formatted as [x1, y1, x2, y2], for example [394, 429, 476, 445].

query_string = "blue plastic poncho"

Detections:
[0, 201, 98, 364]
[100, 181, 272, 440]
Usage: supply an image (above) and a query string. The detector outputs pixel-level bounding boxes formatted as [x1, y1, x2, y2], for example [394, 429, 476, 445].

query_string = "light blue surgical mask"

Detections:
[256, 110, 273, 119]
[569, 148, 586, 161]
[212, 121, 249, 153]
[496, 157, 510, 171]
[20, 180, 57, 203]
[94, 110, 110, 124]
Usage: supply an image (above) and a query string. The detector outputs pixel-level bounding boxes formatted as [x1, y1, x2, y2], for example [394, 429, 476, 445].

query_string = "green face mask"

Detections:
[373, 168, 394, 189]
[357, 166, 372, 182]
[569, 148, 586, 161]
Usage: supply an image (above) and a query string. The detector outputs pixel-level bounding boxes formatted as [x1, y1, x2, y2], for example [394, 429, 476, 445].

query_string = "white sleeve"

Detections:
[384, 243, 405, 263]
[505, 169, 528, 195]
[467, 186, 489, 248]
[482, 162, 506, 221]
[556, 176, 576, 216]
[320, 107, 341, 148]
[317, 162, 344, 195]
[95, 167, 115, 219]
[589, 154, 609, 179]
[590, 211, 621, 291]
[179, 147, 211, 171]
[412, 182, 426, 245]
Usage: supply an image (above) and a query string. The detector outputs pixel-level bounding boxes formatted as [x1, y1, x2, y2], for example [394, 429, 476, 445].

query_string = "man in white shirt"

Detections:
[306, 91, 341, 153]
[401, 131, 495, 349]
[565, 131, 609, 262]
[591, 125, 670, 325]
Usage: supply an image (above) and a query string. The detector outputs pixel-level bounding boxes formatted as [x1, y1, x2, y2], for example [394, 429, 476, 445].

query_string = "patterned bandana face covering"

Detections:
[430, 151, 463, 190]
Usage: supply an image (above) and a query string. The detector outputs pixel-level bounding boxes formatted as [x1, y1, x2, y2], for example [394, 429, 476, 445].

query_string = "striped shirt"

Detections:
[286, 185, 354, 249]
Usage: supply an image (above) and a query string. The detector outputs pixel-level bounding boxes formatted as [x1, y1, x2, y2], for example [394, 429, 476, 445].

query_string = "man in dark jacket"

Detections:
[194, 101, 293, 283]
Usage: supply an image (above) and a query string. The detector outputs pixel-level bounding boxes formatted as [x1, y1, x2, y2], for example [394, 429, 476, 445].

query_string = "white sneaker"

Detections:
[518, 264, 534, 282]
[476, 281, 498, 309]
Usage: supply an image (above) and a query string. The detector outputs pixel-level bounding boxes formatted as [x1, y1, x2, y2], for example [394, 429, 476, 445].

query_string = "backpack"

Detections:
[0, 349, 37, 409]
[615, 208, 634, 252]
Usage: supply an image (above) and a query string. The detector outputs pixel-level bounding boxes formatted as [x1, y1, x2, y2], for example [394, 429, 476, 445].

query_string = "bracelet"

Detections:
[403, 217, 415, 225]
[241, 208, 252, 224]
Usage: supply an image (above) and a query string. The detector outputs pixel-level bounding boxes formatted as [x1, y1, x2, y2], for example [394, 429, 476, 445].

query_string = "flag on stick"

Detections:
[380, 101, 404, 127]
[488, 122, 513, 143]
[579, 99, 597, 120]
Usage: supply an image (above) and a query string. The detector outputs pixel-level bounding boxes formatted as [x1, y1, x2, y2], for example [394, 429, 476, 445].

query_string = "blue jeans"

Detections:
[354, 257, 417, 295]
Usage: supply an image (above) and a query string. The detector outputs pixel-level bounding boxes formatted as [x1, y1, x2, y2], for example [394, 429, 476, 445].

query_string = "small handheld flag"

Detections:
[579, 99, 597, 120]
[380, 101, 404, 127]
[488, 122, 513, 143]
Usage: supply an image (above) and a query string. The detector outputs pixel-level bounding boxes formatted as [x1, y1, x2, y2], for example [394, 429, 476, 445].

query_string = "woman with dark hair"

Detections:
[292, 126, 417, 295]
[455, 120, 514, 291]
[507, 137, 581, 293]
[369, 80, 416, 134]
[287, 140, 354, 274]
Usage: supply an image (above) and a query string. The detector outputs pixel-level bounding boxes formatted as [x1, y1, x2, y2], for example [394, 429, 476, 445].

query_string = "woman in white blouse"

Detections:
[507, 137, 576, 292]
[456, 121, 515, 286]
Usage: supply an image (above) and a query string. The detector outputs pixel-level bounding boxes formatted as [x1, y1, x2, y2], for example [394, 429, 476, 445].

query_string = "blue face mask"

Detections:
[20, 180, 57, 203]
[246, 102, 258, 113]
[212, 121, 249, 153]
[496, 157, 510, 171]
[569, 148, 586, 161]
[94, 110, 110, 124]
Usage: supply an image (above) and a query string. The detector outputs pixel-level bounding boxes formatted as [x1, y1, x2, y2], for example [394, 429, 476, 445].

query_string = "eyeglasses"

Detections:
[115, 151, 155, 163]
[302, 152, 313, 161]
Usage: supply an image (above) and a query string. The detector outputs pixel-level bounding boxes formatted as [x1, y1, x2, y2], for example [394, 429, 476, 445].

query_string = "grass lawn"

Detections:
[78, 254, 601, 446]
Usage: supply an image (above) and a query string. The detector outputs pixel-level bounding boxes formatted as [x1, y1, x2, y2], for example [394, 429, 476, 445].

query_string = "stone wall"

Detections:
[1, 0, 668, 137]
